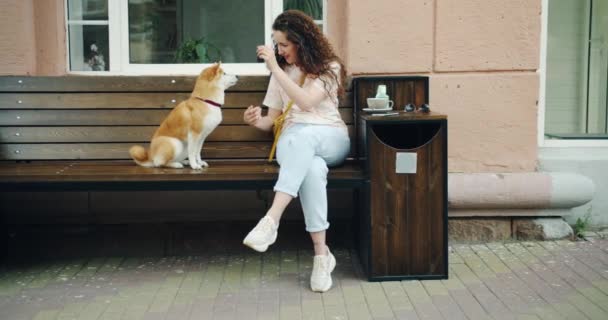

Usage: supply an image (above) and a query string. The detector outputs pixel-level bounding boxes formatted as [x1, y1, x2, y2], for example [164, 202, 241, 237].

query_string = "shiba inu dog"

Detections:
[129, 63, 238, 169]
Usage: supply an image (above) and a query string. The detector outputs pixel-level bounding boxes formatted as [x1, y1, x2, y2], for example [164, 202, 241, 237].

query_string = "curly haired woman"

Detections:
[242, 10, 349, 292]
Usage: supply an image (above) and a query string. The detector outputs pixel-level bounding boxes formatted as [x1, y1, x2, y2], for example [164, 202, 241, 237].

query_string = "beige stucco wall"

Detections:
[33, 0, 66, 75]
[0, 0, 542, 173]
[0, 0, 36, 75]
[431, 74, 539, 172]
[329, 0, 541, 173]
[326, 0, 348, 69]
[0, 0, 65, 75]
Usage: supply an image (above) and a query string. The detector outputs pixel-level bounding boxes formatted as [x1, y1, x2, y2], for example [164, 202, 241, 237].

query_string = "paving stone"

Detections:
[421, 280, 467, 320]
[358, 282, 392, 318]
[401, 281, 444, 320]
[2, 239, 608, 319]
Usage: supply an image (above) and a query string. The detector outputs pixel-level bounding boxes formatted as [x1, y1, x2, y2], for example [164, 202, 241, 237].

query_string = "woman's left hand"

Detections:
[257, 45, 279, 72]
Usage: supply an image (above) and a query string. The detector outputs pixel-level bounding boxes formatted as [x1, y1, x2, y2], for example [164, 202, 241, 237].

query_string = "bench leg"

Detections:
[356, 182, 371, 278]
[352, 188, 361, 250]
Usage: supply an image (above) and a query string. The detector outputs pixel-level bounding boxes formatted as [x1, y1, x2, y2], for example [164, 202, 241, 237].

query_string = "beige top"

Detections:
[262, 62, 346, 130]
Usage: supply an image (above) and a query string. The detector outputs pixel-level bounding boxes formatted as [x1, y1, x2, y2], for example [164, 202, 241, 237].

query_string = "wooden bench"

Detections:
[0, 75, 445, 281]
[0, 75, 367, 261]
[0, 76, 365, 191]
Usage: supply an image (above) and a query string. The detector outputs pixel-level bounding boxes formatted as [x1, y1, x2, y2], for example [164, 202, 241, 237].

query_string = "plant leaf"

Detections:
[196, 43, 208, 63]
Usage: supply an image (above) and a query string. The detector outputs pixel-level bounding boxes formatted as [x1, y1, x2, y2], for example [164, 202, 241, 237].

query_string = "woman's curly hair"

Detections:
[272, 10, 347, 101]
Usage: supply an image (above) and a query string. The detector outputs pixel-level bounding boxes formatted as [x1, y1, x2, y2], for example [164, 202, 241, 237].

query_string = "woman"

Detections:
[242, 10, 349, 293]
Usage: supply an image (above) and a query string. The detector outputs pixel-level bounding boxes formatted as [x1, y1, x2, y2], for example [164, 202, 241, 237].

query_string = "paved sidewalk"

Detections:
[1, 238, 607, 319]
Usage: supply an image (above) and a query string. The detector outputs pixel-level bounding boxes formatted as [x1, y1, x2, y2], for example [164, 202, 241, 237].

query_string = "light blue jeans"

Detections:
[274, 123, 351, 232]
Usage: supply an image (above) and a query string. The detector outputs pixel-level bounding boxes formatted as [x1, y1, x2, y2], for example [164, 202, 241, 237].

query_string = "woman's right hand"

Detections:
[244, 105, 262, 126]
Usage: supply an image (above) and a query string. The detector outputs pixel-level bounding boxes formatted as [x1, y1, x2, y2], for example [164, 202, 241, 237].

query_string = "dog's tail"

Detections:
[129, 145, 154, 167]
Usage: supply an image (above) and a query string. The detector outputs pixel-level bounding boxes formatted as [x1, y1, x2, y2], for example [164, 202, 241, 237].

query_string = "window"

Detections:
[66, 0, 110, 71]
[541, 0, 608, 146]
[66, 0, 328, 75]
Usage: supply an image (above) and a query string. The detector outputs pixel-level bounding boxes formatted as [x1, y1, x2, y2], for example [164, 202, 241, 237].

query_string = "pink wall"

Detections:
[329, 0, 541, 173]
[0, 0, 65, 75]
[0, 0, 36, 75]
[0, 0, 542, 173]
[33, 0, 66, 75]
[326, 0, 349, 69]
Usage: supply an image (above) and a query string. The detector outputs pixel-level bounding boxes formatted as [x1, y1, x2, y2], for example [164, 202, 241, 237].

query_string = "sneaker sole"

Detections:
[243, 231, 277, 253]
[312, 252, 336, 293]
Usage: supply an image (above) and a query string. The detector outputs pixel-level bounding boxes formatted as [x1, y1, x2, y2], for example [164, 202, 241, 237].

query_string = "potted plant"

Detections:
[174, 37, 222, 63]
[284, 0, 322, 19]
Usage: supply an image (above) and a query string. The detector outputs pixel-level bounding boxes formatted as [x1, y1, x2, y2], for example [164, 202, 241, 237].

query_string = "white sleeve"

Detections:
[262, 74, 284, 110]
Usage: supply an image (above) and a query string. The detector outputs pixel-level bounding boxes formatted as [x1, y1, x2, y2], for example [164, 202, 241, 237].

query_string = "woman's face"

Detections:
[272, 30, 298, 65]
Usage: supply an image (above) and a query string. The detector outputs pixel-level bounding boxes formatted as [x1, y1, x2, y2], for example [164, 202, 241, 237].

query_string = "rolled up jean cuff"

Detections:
[305, 222, 330, 233]
[273, 186, 298, 198]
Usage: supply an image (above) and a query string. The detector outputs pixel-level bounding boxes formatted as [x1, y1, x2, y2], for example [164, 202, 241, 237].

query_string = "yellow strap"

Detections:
[268, 73, 306, 162]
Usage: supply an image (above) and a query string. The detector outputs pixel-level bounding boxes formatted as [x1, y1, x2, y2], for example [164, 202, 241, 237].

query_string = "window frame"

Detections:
[65, 0, 327, 76]
[64, 0, 111, 73]
[539, 0, 608, 147]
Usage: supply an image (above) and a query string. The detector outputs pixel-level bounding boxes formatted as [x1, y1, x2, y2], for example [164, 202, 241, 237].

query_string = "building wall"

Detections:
[0, 0, 65, 75]
[0, 0, 542, 173]
[3, 0, 605, 228]
[33, 0, 66, 75]
[337, 0, 542, 173]
[0, 0, 36, 75]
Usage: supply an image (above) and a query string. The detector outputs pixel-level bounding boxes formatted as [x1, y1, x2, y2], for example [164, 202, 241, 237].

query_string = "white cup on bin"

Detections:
[367, 97, 394, 109]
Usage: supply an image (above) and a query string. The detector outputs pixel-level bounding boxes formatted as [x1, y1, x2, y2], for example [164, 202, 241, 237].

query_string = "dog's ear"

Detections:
[201, 63, 219, 80]
[213, 62, 223, 76]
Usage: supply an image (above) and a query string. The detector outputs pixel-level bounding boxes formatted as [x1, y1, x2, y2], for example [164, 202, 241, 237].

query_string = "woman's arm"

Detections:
[270, 68, 326, 112]
[257, 45, 328, 112]
[244, 106, 282, 132]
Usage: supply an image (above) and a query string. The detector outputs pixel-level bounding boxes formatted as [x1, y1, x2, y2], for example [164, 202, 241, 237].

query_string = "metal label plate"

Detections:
[396, 152, 417, 174]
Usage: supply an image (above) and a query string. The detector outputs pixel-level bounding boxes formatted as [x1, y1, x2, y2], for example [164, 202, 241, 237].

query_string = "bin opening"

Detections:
[371, 122, 441, 149]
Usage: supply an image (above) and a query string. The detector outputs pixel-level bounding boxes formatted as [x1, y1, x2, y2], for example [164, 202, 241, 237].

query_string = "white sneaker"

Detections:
[243, 215, 278, 252]
[310, 247, 336, 292]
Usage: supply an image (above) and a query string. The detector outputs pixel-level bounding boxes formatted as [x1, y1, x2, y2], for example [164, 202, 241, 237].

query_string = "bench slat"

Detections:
[0, 141, 357, 160]
[0, 76, 271, 92]
[0, 126, 268, 142]
[0, 76, 353, 93]
[0, 109, 354, 126]
[1, 142, 269, 160]
[0, 125, 355, 143]
[0, 92, 353, 109]
[0, 160, 365, 183]
[0, 92, 261, 109]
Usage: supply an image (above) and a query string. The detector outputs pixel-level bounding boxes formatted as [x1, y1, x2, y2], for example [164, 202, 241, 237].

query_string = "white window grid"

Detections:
[65, 0, 328, 76]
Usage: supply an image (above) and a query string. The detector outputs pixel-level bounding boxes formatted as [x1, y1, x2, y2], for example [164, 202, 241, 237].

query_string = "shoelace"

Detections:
[255, 218, 274, 236]
[313, 257, 329, 275]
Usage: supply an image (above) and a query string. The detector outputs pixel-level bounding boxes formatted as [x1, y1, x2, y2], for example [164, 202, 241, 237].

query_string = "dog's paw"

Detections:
[167, 162, 184, 169]
[190, 163, 203, 170]
[199, 160, 209, 168]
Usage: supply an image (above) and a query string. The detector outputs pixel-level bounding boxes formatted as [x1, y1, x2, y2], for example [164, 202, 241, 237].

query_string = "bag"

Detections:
[268, 73, 306, 162]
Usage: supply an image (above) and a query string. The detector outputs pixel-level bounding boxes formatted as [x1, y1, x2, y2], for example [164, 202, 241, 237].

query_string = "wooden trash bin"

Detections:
[354, 76, 448, 281]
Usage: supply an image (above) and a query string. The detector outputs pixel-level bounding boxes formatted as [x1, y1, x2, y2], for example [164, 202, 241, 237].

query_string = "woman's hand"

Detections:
[244, 105, 262, 126]
[257, 45, 279, 72]
[243, 106, 281, 132]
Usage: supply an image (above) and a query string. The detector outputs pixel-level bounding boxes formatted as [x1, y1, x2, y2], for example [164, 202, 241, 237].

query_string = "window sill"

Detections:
[67, 63, 271, 76]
